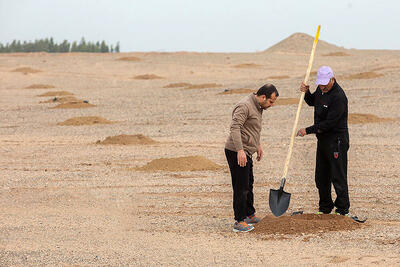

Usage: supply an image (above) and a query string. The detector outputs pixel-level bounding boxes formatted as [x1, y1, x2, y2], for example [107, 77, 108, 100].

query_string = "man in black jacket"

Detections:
[297, 66, 350, 215]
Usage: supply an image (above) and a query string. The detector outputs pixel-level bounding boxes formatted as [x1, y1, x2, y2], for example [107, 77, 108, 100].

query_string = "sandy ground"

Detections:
[1, 34, 400, 265]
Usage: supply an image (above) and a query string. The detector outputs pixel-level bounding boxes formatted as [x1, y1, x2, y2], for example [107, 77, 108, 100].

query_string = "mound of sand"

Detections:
[163, 82, 193, 88]
[233, 63, 261, 68]
[268, 75, 290, 80]
[371, 65, 400, 71]
[51, 101, 96, 109]
[253, 214, 361, 235]
[345, 71, 383, 80]
[163, 82, 223, 89]
[40, 96, 80, 104]
[349, 113, 394, 124]
[265, 33, 344, 54]
[218, 88, 254, 95]
[117, 56, 141, 61]
[275, 97, 299, 105]
[134, 74, 164, 80]
[58, 116, 113, 126]
[184, 83, 223, 89]
[96, 134, 156, 145]
[323, 52, 350, 57]
[11, 67, 41, 74]
[25, 84, 55, 89]
[136, 156, 223, 172]
[38, 91, 74, 97]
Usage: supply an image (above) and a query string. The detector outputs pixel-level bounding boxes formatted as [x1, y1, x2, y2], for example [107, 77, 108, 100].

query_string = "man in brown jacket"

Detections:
[225, 84, 279, 232]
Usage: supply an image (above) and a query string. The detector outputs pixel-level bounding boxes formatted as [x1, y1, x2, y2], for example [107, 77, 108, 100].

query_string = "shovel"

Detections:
[269, 25, 321, 217]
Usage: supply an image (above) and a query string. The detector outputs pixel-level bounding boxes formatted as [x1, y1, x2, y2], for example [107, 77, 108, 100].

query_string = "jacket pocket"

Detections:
[333, 137, 340, 159]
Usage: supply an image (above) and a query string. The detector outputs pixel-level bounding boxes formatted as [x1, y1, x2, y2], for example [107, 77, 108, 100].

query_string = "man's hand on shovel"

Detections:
[296, 83, 310, 137]
[300, 82, 310, 93]
[297, 128, 307, 137]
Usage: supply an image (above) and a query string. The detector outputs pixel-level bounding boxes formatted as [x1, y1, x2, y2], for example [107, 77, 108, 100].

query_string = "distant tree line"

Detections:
[0, 37, 120, 53]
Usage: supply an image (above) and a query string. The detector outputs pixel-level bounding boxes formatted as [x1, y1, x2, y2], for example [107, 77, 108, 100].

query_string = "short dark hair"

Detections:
[256, 84, 279, 99]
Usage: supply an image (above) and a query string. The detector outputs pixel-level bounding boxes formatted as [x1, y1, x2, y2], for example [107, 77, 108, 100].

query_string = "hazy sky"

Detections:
[1, 0, 399, 52]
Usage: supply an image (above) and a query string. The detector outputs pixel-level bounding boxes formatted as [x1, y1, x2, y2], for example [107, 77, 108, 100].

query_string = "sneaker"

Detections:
[233, 221, 254, 232]
[334, 211, 349, 216]
[316, 211, 331, 215]
[244, 214, 261, 225]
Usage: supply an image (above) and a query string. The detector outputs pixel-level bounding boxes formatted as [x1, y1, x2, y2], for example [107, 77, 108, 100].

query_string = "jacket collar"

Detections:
[251, 93, 263, 112]
[320, 80, 338, 95]
[330, 80, 338, 93]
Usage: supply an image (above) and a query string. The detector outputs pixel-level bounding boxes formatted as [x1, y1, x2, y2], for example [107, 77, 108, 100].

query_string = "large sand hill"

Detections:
[265, 32, 346, 54]
[0, 33, 399, 265]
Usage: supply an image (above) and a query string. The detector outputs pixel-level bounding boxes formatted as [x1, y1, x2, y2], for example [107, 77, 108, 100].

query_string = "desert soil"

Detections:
[0, 33, 400, 266]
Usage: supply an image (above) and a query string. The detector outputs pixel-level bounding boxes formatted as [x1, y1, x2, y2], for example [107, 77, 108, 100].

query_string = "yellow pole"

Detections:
[282, 25, 321, 179]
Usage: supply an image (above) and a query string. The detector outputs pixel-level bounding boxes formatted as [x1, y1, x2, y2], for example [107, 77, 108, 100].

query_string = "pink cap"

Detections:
[315, 66, 334, 85]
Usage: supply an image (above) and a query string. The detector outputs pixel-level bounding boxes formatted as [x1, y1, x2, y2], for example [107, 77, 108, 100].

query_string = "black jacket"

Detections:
[304, 80, 348, 137]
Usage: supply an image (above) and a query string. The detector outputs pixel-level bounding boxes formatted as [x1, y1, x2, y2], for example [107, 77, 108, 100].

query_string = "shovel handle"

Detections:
[279, 178, 286, 189]
[282, 25, 321, 180]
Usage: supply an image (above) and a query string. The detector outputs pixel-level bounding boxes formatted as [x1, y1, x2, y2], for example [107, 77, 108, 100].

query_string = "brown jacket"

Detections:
[225, 93, 263, 156]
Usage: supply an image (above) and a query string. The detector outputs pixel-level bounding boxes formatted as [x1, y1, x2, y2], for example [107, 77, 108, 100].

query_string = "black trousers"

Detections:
[315, 132, 350, 214]
[225, 149, 255, 222]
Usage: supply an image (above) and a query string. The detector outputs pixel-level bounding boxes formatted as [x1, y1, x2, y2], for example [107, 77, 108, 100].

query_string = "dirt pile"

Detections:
[323, 52, 350, 56]
[38, 91, 74, 97]
[218, 88, 254, 95]
[233, 63, 261, 68]
[371, 65, 400, 71]
[58, 116, 113, 126]
[163, 82, 222, 89]
[275, 98, 299, 105]
[265, 33, 344, 54]
[345, 71, 383, 79]
[134, 74, 164, 80]
[184, 83, 223, 89]
[11, 67, 42, 74]
[97, 134, 156, 145]
[25, 84, 55, 89]
[51, 101, 96, 109]
[253, 214, 362, 235]
[163, 82, 193, 88]
[349, 113, 394, 124]
[117, 56, 141, 61]
[268, 75, 290, 80]
[136, 156, 223, 172]
[40, 96, 80, 104]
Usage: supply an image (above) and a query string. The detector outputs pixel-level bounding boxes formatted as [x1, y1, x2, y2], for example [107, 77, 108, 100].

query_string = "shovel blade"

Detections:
[269, 188, 291, 217]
